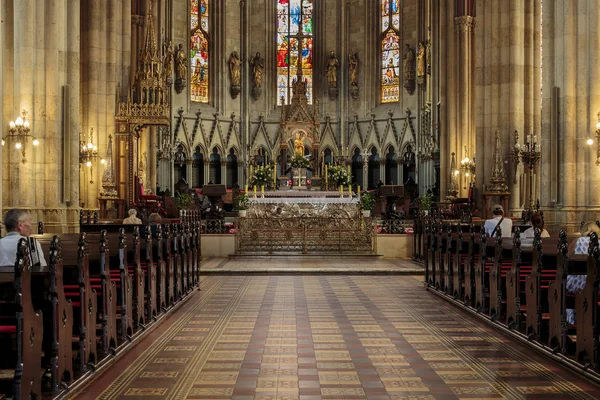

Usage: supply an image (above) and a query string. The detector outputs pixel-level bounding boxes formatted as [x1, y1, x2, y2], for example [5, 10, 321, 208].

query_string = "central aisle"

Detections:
[79, 275, 600, 399]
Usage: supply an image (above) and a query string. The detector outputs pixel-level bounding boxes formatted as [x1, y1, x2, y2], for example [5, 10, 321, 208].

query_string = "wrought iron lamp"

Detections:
[511, 130, 541, 216]
[157, 127, 181, 162]
[79, 128, 105, 184]
[459, 146, 476, 189]
[2, 111, 39, 163]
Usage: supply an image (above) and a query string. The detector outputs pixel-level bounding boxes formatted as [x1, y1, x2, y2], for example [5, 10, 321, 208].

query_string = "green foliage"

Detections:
[175, 192, 192, 210]
[327, 165, 351, 187]
[360, 192, 376, 211]
[251, 165, 273, 187]
[235, 192, 249, 210]
[289, 154, 311, 169]
[419, 191, 433, 211]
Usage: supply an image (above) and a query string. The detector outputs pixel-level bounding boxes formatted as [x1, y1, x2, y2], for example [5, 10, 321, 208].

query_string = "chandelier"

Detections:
[460, 146, 476, 176]
[419, 134, 438, 162]
[157, 128, 181, 162]
[79, 128, 105, 183]
[2, 110, 39, 163]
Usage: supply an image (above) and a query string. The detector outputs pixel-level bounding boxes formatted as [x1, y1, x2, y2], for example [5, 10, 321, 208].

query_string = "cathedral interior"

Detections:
[3, 0, 600, 399]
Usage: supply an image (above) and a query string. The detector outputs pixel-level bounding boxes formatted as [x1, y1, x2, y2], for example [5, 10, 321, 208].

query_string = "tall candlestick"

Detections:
[244, 184, 248, 193]
[358, 185, 361, 198]
[261, 185, 265, 198]
[273, 165, 276, 187]
[250, 165, 254, 182]
[325, 165, 328, 188]
[253, 186, 257, 198]
[340, 186, 343, 198]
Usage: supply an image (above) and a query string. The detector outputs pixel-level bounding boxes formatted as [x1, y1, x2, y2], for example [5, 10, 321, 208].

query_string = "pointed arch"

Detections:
[191, 0, 209, 103]
[380, 0, 401, 103]
[277, 0, 314, 104]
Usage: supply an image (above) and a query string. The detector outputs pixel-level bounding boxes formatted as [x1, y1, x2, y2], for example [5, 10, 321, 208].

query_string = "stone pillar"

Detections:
[453, 3, 475, 199]
[149, 127, 157, 193]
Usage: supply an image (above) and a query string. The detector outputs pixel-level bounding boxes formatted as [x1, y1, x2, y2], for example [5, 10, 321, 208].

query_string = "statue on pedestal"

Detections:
[403, 44, 415, 95]
[228, 51, 242, 99]
[175, 43, 187, 93]
[250, 52, 264, 100]
[294, 132, 305, 157]
[326, 51, 339, 99]
[349, 52, 359, 100]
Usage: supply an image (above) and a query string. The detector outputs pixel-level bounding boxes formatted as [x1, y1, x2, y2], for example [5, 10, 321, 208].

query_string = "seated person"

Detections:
[148, 213, 162, 236]
[123, 208, 142, 225]
[0, 209, 47, 268]
[520, 212, 550, 245]
[565, 221, 600, 324]
[484, 204, 513, 238]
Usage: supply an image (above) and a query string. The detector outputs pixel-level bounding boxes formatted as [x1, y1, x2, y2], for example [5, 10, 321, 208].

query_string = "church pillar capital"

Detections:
[453, 16, 475, 32]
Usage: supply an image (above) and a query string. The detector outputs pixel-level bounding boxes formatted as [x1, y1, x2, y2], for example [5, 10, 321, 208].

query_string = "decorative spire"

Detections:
[101, 135, 118, 198]
[487, 130, 509, 193]
[116, 0, 170, 125]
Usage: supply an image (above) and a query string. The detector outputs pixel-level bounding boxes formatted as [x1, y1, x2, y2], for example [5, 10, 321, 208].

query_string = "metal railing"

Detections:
[235, 216, 375, 254]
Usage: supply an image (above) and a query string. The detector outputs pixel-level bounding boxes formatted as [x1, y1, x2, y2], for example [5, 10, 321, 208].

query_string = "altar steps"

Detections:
[199, 256, 425, 275]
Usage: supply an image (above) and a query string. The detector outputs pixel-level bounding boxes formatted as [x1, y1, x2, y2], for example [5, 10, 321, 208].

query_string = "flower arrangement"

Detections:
[419, 191, 433, 211]
[251, 165, 272, 187]
[360, 192, 376, 211]
[327, 165, 351, 187]
[235, 192, 249, 210]
[289, 153, 311, 169]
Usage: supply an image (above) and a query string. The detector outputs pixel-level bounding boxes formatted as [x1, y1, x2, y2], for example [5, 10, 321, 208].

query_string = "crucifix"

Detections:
[289, 30, 311, 81]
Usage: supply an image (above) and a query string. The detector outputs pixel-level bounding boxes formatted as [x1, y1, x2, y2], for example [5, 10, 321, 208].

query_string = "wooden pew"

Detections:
[463, 224, 478, 307]
[489, 227, 513, 322]
[0, 239, 43, 400]
[475, 223, 490, 313]
[142, 225, 158, 319]
[48, 236, 74, 392]
[506, 227, 531, 330]
[574, 233, 600, 369]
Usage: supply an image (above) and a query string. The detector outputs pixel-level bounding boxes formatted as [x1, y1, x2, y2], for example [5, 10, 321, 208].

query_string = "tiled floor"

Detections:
[76, 275, 600, 399]
[200, 257, 424, 275]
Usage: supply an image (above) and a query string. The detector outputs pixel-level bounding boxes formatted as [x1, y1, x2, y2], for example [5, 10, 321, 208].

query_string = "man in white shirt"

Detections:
[484, 204, 513, 238]
[0, 209, 47, 267]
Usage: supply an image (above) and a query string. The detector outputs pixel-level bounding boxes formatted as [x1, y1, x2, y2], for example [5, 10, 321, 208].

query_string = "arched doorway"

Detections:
[385, 146, 398, 185]
[192, 146, 204, 188]
[209, 147, 221, 184]
[255, 147, 268, 167]
[324, 148, 333, 165]
[226, 148, 239, 189]
[368, 147, 380, 189]
[351, 148, 363, 188]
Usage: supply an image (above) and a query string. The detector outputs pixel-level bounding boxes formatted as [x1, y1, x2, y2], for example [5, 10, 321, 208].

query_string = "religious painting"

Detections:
[190, 0, 209, 103]
[381, 0, 401, 103]
[277, 0, 313, 105]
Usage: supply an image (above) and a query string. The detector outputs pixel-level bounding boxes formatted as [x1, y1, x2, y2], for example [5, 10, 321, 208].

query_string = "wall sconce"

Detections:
[79, 128, 105, 184]
[588, 112, 600, 165]
[2, 110, 39, 163]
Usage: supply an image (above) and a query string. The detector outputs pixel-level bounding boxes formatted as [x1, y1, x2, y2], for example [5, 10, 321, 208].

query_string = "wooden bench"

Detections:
[0, 239, 43, 400]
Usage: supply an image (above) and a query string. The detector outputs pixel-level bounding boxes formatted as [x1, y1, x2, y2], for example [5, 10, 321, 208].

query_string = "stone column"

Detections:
[453, 4, 475, 199]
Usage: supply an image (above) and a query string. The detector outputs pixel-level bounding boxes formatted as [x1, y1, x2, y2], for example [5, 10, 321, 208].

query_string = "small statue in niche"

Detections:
[174, 43, 187, 94]
[402, 144, 416, 184]
[250, 52, 264, 100]
[162, 39, 174, 83]
[416, 41, 426, 85]
[326, 51, 339, 99]
[403, 44, 415, 95]
[348, 52, 359, 100]
[228, 51, 242, 99]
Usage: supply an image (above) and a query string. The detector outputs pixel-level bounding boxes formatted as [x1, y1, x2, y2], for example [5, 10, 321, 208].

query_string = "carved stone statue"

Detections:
[162, 39, 174, 82]
[294, 132, 304, 157]
[416, 41, 426, 85]
[403, 44, 415, 95]
[250, 52, 264, 100]
[349, 52, 359, 100]
[229, 51, 242, 99]
[326, 51, 339, 99]
[175, 43, 187, 93]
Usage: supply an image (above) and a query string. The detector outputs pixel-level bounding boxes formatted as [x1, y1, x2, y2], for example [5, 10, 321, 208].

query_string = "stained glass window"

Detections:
[277, 0, 313, 105]
[381, 0, 400, 103]
[191, 0, 209, 103]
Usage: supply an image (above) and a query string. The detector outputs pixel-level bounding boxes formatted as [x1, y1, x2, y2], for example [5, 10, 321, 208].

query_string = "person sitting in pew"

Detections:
[520, 212, 550, 246]
[0, 209, 46, 268]
[149, 213, 162, 236]
[565, 221, 600, 324]
[484, 204, 513, 238]
[123, 208, 142, 225]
